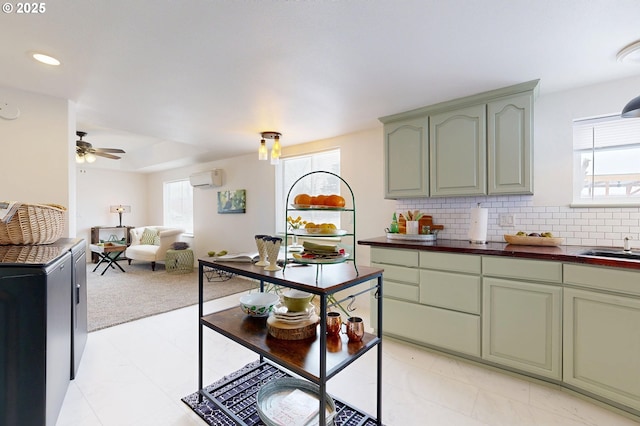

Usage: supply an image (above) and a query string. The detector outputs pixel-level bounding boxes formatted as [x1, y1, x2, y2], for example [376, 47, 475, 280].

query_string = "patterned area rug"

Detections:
[87, 262, 256, 331]
[182, 360, 379, 426]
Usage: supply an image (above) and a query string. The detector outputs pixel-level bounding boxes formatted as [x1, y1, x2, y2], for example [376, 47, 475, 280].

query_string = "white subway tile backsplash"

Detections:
[396, 195, 640, 247]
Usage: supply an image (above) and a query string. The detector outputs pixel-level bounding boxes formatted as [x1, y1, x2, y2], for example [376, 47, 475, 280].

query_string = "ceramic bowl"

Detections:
[282, 289, 313, 312]
[239, 292, 280, 317]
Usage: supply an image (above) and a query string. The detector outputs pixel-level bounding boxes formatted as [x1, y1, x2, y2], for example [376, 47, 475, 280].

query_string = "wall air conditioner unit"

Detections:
[189, 169, 222, 188]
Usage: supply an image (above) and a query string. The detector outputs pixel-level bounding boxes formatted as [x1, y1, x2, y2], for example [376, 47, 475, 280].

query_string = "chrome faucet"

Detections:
[623, 236, 633, 252]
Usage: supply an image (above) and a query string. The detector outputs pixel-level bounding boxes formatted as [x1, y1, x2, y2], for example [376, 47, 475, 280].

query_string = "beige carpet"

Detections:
[87, 261, 257, 331]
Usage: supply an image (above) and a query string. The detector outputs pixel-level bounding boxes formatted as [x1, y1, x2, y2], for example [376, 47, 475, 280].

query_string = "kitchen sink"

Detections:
[578, 249, 640, 261]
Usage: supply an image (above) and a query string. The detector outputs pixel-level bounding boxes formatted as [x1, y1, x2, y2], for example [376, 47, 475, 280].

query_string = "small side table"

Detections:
[166, 249, 194, 274]
[90, 243, 127, 275]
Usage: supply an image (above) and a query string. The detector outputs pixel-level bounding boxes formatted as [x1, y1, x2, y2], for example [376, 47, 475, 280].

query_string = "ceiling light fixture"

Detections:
[617, 40, 640, 64]
[621, 95, 640, 118]
[617, 41, 640, 118]
[259, 131, 282, 165]
[32, 52, 61, 66]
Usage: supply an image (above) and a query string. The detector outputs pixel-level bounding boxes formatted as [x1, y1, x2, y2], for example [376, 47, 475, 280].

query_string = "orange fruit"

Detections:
[294, 193, 311, 205]
[326, 194, 346, 207]
[315, 194, 328, 205]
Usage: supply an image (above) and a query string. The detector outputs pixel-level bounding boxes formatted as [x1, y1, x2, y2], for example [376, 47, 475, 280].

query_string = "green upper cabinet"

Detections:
[383, 117, 429, 198]
[379, 80, 539, 199]
[487, 93, 533, 195]
[430, 104, 487, 197]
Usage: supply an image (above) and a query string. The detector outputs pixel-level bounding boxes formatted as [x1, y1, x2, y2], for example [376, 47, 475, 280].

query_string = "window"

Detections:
[572, 115, 640, 204]
[163, 179, 194, 234]
[275, 149, 341, 233]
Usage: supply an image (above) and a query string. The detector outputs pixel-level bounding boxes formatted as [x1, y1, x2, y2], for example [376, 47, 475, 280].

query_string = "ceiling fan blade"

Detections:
[95, 148, 126, 154]
[94, 152, 121, 160]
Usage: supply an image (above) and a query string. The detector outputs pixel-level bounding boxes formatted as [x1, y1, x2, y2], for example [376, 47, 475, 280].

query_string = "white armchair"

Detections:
[125, 226, 184, 271]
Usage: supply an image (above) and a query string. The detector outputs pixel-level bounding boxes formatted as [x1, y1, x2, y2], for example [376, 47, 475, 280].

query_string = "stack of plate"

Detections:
[272, 304, 315, 324]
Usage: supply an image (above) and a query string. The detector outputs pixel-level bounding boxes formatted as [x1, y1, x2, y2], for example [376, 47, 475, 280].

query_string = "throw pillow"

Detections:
[153, 235, 161, 246]
[140, 228, 158, 245]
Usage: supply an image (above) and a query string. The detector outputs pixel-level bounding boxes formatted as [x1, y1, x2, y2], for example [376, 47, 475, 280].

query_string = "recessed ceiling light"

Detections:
[32, 53, 61, 66]
[617, 40, 640, 64]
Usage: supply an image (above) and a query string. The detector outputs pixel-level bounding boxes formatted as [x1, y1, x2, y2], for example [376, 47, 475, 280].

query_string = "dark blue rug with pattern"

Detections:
[182, 360, 380, 425]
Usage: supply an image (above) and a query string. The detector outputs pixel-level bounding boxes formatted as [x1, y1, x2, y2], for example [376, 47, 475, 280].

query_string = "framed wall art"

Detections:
[217, 189, 246, 214]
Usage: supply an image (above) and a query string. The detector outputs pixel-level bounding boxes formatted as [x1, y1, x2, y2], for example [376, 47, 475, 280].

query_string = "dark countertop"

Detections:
[358, 236, 640, 271]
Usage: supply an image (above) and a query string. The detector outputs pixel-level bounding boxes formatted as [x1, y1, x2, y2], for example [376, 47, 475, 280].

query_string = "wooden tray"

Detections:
[504, 234, 565, 247]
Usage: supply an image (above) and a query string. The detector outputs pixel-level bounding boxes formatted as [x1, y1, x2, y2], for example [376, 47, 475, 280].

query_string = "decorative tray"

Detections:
[504, 234, 565, 247]
[256, 377, 336, 426]
[386, 233, 437, 241]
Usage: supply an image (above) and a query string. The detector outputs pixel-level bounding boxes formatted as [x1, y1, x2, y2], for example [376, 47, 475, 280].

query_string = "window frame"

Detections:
[571, 114, 640, 207]
[163, 178, 194, 235]
[274, 148, 341, 235]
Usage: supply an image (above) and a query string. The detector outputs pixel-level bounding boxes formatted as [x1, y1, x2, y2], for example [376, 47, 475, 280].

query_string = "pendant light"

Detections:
[621, 95, 640, 118]
[258, 131, 282, 164]
[617, 40, 640, 118]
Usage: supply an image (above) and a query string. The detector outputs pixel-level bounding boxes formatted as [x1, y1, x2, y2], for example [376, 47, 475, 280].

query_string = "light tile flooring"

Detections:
[57, 291, 639, 426]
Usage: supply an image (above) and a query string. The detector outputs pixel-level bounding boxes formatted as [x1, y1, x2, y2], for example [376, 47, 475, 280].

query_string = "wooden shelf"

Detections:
[201, 307, 380, 383]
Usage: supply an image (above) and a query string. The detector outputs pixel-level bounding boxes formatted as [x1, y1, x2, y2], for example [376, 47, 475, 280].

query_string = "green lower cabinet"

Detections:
[563, 287, 640, 412]
[383, 297, 480, 357]
[482, 277, 562, 379]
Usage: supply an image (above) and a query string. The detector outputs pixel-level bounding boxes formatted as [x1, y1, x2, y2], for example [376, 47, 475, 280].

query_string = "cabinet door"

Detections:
[383, 298, 480, 356]
[487, 93, 533, 195]
[430, 104, 486, 196]
[563, 288, 640, 411]
[384, 117, 429, 198]
[483, 277, 562, 379]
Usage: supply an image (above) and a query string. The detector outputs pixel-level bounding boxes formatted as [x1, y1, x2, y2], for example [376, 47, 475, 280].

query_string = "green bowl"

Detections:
[282, 290, 313, 312]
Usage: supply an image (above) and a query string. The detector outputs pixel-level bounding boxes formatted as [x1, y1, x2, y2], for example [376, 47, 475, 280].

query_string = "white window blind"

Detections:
[163, 179, 194, 234]
[275, 149, 341, 234]
[572, 115, 640, 204]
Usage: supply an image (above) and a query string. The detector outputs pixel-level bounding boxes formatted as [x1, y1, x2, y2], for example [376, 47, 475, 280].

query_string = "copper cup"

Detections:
[326, 312, 342, 336]
[346, 316, 364, 342]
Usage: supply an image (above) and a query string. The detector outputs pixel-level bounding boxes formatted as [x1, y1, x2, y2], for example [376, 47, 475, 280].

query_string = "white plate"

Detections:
[292, 229, 347, 236]
[291, 204, 345, 211]
[291, 253, 349, 264]
[273, 304, 314, 317]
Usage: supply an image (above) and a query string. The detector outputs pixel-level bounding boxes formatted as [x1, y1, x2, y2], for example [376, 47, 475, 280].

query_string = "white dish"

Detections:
[291, 204, 345, 211]
[292, 229, 347, 236]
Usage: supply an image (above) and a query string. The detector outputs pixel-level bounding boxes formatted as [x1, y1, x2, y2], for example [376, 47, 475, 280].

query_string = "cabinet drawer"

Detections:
[419, 270, 481, 314]
[420, 252, 481, 274]
[483, 256, 562, 283]
[385, 280, 420, 302]
[564, 264, 640, 297]
[371, 247, 419, 267]
[372, 262, 419, 284]
[383, 298, 480, 357]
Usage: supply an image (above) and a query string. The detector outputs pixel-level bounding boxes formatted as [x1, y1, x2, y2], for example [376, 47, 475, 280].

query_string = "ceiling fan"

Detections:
[75, 131, 125, 163]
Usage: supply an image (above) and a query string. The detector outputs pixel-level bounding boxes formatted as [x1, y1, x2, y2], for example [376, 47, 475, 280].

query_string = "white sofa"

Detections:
[125, 226, 184, 271]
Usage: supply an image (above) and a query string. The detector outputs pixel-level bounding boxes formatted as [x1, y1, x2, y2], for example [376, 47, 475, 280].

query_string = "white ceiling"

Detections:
[2, 0, 640, 172]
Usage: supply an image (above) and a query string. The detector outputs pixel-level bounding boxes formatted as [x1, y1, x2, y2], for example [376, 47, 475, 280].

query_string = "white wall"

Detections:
[75, 167, 149, 250]
[0, 85, 76, 236]
[146, 127, 395, 266]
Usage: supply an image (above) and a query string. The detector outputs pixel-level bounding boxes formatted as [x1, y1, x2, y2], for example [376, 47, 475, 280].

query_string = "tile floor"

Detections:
[56, 291, 639, 426]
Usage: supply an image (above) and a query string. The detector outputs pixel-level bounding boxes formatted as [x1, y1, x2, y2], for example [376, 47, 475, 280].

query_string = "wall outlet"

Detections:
[499, 213, 516, 227]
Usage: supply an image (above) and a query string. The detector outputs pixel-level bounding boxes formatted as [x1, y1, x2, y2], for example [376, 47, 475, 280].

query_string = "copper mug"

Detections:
[326, 312, 342, 336]
[345, 316, 364, 342]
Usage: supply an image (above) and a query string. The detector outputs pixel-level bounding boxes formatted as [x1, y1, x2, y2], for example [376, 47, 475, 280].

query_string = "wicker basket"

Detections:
[0, 203, 66, 245]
